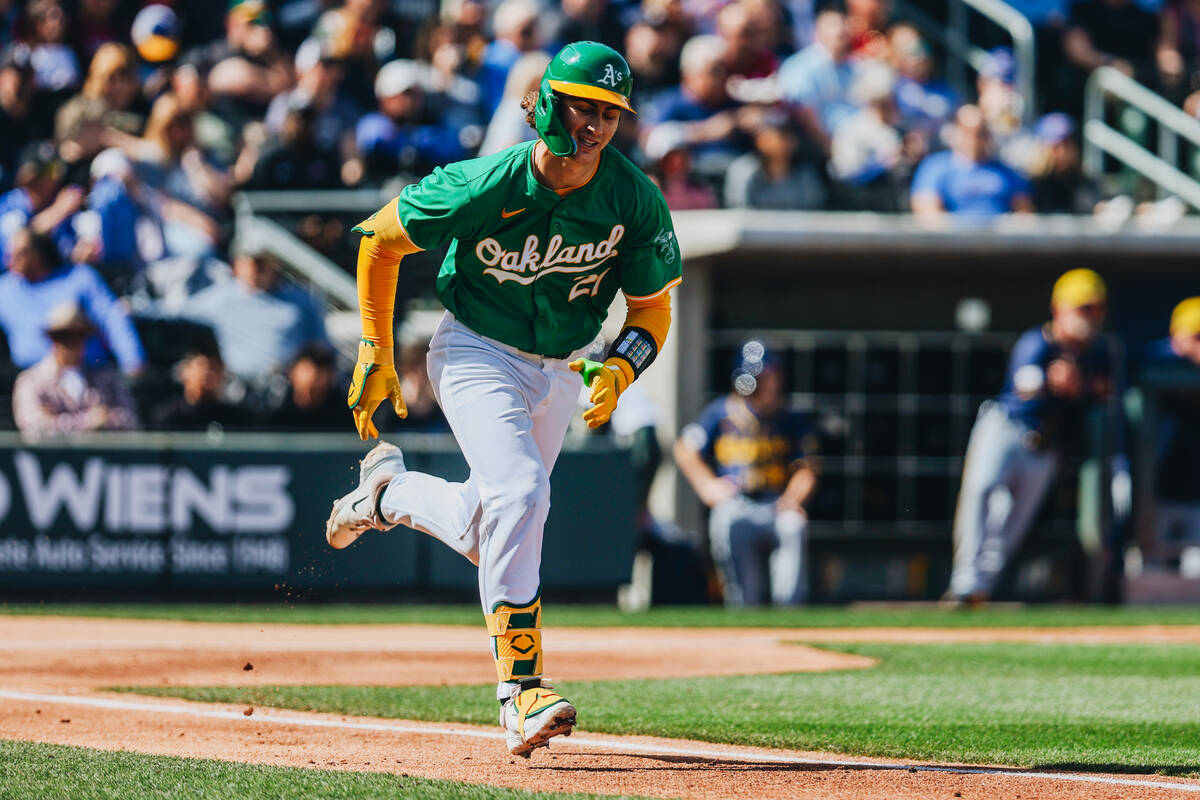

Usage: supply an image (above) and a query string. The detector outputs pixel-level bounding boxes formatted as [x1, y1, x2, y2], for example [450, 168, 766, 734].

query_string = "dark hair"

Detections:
[291, 342, 336, 370]
[521, 91, 538, 131]
[182, 344, 223, 365]
[20, 228, 60, 269]
[16, 140, 64, 186]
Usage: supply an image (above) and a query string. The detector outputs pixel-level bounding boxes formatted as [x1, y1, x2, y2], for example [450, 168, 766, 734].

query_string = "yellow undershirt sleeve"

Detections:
[602, 291, 672, 388]
[622, 291, 672, 351]
[353, 196, 422, 348]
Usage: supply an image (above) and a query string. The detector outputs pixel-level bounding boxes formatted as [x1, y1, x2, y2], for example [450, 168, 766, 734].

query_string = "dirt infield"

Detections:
[3, 615, 1199, 800]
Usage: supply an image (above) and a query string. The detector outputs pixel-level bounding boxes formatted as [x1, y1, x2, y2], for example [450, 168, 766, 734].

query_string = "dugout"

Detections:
[224, 196, 1200, 604]
[651, 211, 1200, 603]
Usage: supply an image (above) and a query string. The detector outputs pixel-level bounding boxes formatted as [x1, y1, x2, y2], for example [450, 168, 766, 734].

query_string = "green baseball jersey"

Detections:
[386, 140, 681, 357]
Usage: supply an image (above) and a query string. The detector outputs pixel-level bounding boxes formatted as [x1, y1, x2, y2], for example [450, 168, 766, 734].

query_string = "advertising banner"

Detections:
[0, 435, 633, 597]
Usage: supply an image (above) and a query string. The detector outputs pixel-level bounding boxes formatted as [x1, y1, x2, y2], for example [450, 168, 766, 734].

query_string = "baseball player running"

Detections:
[324, 42, 681, 757]
[945, 269, 1122, 605]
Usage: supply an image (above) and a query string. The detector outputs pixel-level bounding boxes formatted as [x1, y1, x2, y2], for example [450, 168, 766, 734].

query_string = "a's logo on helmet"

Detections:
[598, 63, 623, 87]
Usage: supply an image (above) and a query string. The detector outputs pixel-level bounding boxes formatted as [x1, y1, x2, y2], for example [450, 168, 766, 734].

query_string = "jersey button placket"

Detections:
[534, 213, 555, 353]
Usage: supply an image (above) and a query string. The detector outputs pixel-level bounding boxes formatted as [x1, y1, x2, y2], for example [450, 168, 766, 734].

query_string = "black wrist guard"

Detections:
[608, 326, 658, 379]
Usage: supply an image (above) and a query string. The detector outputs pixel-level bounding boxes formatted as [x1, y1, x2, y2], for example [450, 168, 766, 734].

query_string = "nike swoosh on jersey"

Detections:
[500, 207, 526, 219]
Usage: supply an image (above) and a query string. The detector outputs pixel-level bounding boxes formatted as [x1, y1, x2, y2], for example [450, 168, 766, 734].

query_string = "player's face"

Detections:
[750, 368, 784, 411]
[561, 97, 621, 163]
[1054, 300, 1105, 343]
[1174, 332, 1200, 366]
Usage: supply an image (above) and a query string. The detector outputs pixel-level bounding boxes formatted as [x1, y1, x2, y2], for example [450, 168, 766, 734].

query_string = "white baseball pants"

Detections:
[709, 496, 808, 606]
[377, 314, 579, 692]
[948, 402, 1059, 598]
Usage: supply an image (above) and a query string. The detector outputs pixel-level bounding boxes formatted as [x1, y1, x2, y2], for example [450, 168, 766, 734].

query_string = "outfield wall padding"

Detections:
[0, 433, 634, 599]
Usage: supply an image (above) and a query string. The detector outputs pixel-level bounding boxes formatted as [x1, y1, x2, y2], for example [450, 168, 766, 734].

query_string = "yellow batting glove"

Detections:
[347, 341, 407, 440]
[569, 357, 632, 429]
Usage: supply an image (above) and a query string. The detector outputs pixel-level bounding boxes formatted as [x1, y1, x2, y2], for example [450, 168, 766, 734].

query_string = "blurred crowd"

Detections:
[0, 0, 1194, 436]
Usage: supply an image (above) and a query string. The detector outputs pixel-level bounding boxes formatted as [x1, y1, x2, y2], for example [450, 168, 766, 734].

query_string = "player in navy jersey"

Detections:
[945, 269, 1124, 605]
[1139, 298, 1200, 552]
[675, 340, 818, 605]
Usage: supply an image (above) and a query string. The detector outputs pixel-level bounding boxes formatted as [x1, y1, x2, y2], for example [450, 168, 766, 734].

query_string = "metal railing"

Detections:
[231, 194, 359, 310]
[897, 0, 1035, 122]
[235, 188, 392, 216]
[951, 0, 1036, 122]
[1083, 66, 1200, 209]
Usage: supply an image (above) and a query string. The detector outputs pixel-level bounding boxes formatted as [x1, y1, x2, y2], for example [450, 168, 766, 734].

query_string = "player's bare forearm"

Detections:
[673, 439, 711, 493]
[778, 465, 817, 511]
[674, 439, 736, 507]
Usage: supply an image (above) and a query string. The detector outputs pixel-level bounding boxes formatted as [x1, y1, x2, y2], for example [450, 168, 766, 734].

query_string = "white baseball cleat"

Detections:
[499, 679, 577, 758]
[325, 442, 406, 549]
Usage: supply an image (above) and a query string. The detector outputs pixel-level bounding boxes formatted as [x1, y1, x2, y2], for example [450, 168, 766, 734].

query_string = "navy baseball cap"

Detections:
[731, 339, 781, 396]
[980, 47, 1016, 84]
[1035, 112, 1076, 144]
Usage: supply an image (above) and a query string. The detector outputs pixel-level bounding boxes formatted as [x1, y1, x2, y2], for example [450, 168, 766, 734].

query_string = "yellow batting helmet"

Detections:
[1051, 269, 1107, 309]
[1170, 296, 1200, 337]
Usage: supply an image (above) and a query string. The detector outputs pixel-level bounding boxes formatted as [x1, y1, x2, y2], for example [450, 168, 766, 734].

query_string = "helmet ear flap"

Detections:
[534, 80, 577, 157]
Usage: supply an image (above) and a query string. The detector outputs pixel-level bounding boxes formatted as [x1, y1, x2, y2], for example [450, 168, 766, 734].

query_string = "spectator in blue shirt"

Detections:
[245, 89, 344, 190]
[643, 34, 752, 174]
[352, 59, 475, 184]
[887, 24, 957, 144]
[623, 21, 683, 110]
[975, 47, 1040, 174]
[0, 142, 80, 264]
[777, 9, 857, 155]
[72, 148, 149, 296]
[184, 234, 327, 392]
[910, 105, 1034, 220]
[478, 0, 542, 117]
[478, 52, 550, 157]
[264, 38, 360, 164]
[0, 227, 145, 375]
[24, 0, 80, 94]
[544, 0, 627, 54]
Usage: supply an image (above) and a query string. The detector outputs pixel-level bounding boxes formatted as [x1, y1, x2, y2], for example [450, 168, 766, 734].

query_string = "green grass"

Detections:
[129, 643, 1200, 776]
[0, 739, 644, 800]
[5, 602, 1200, 628]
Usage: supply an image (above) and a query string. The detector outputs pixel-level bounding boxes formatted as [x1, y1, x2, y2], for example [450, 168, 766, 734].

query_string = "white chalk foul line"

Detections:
[1, 690, 1196, 793]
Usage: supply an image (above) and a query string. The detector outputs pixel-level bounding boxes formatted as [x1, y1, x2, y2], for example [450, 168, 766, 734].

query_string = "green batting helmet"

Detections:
[535, 41, 635, 157]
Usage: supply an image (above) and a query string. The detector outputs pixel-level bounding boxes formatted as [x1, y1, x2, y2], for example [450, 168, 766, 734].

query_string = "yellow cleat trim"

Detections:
[515, 686, 569, 741]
